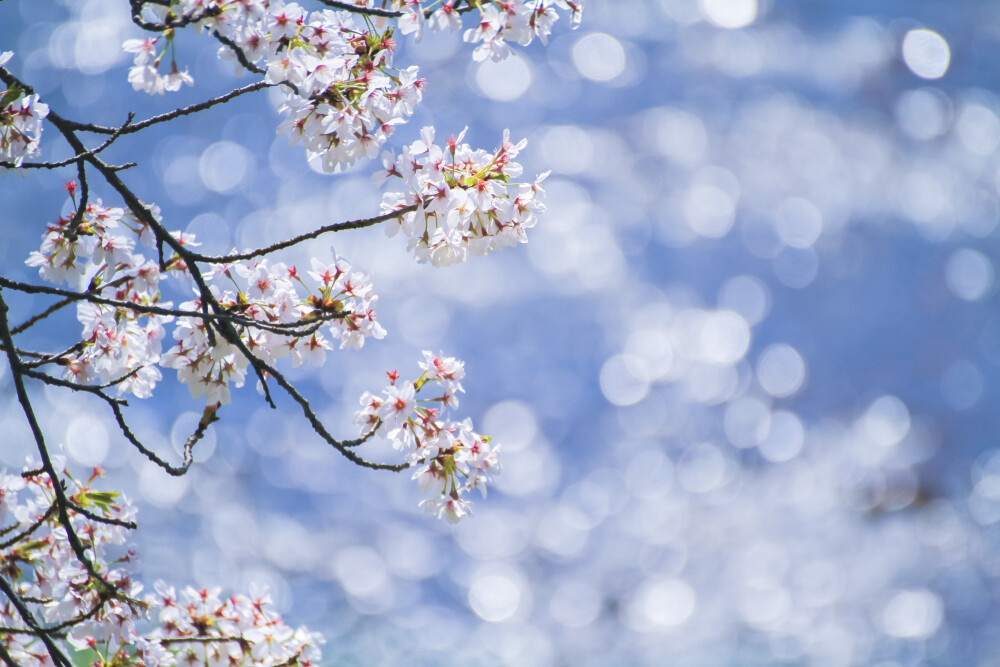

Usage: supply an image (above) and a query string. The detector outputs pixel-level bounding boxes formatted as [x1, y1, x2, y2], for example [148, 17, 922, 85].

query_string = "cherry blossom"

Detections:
[122, 36, 194, 96]
[123, 1, 428, 171]
[0, 463, 323, 666]
[1, 0, 586, 659]
[378, 127, 549, 266]
[161, 250, 384, 404]
[355, 352, 501, 522]
[453, 0, 584, 62]
[118, 0, 585, 167]
[0, 52, 49, 166]
[24, 187, 384, 404]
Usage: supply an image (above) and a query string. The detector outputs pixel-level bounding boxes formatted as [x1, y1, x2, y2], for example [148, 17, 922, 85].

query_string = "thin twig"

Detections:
[186, 204, 417, 263]
[21, 368, 128, 402]
[0, 501, 57, 551]
[12, 275, 132, 335]
[0, 642, 23, 667]
[160, 635, 251, 648]
[21, 343, 84, 369]
[0, 576, 73, 667]
[211, 30, 269, 77]
[0, 290, 117, 601]
[0, 114, 134, 169]
[107, 401, 195, 476]
[129, 0, 222, 31]
[0, 276, 343, 337]
[58, 82, 272, 136]
[314, 0, 403, 18]
[65, 501, 137, 530]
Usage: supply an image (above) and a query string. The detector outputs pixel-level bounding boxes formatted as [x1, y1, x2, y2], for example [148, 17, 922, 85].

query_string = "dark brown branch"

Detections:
[0, 588, 120, 636]
[12, 275, 132, 335]
[28, 599, 103, 635]
[0, 576, 73, 667]
[0, 114, 134, 169]
[21, 344, 84, 369]
[2, 50, 407, 484]
[19, 362, 207, 477]
[0, 501, 57, 551]
[59, 82, 272, 136]
[65, 502, 137, 530]
[12, 296, 81, 335]
[128, 80, 270, 129]
[0, 346, 72, 364]
[314, 0, 404, 18]
[0, 289, 117, 602]
[231, 350, 399, 469]
[21, 368, 128, 403]
[107, 401, 201, 477]
[211, 30, 268, 77]
[187, 204, 417, 263]
[312, 0, 477, 20]
[0, 277, 344, 337]
[129, 0, 222, 31]
[23, 366, 142, 393]
[160, 635, 251, 648]
[0, 643, 20, 667]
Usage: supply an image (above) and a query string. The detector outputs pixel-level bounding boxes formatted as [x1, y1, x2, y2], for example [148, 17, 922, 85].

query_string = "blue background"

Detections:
[4, 0, 1000, 664]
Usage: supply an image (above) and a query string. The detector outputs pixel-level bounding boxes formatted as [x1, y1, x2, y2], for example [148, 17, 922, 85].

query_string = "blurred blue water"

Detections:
[5, 0, 1000, 664]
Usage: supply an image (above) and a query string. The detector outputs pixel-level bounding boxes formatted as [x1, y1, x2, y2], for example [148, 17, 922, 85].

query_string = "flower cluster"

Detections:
[377, 127, 549, 266]
[1, 462, 144, 666]
[0, 51, 49, 167]
[355, 351, 501, 522]
[122, 35, 195, 95]
[401, 0, 585, 62]
[125, 1, 425, 171]
[121, 1, 584, 168]
[161, 249, 384, 405]
[0, 462, 323, 666]
[142, 584, 323, 667]
[24, 187, 383, 405]
[262, 7, 424, 171]
[25, 190, 171, 399]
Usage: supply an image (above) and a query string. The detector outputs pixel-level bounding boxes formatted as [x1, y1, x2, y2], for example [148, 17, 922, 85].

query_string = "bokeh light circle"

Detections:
[902, 29, 950, 80]
[756, 344, 807, 398]
[700, 0, 758, 30]
[600, 354, 651, 406]
[475, 53, 532, 101]
[199, 141, 252, 193]
[571, 33, 626, 82]
[945, 248, 994, 301]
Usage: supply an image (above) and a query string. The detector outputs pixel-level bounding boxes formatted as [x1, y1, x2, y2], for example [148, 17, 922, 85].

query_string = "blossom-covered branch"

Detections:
[0, 0, 585, 664]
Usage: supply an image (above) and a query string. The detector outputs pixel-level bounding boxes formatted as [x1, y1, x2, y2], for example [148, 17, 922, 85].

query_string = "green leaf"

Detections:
[0, 84, 23, 109]
[83, 490, 120, 509]
[71, 647, 101, 667]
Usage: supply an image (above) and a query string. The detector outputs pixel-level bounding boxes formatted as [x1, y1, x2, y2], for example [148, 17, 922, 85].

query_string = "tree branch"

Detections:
[129, 0, 222, 31]
[211, 30, 269, 77]
[0, 501, 57, 551]
[186, 204, 417, 263]
[0, 114, 134, 169]
[0, 289, 118, 602]
[65, 501, 137, 530]
[0, 576, 74, 667]
[108, 399, 206, 476]
[0, 276, 345, 338]
[47, 82, 272, 137]
[313, 0, 404, 18]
